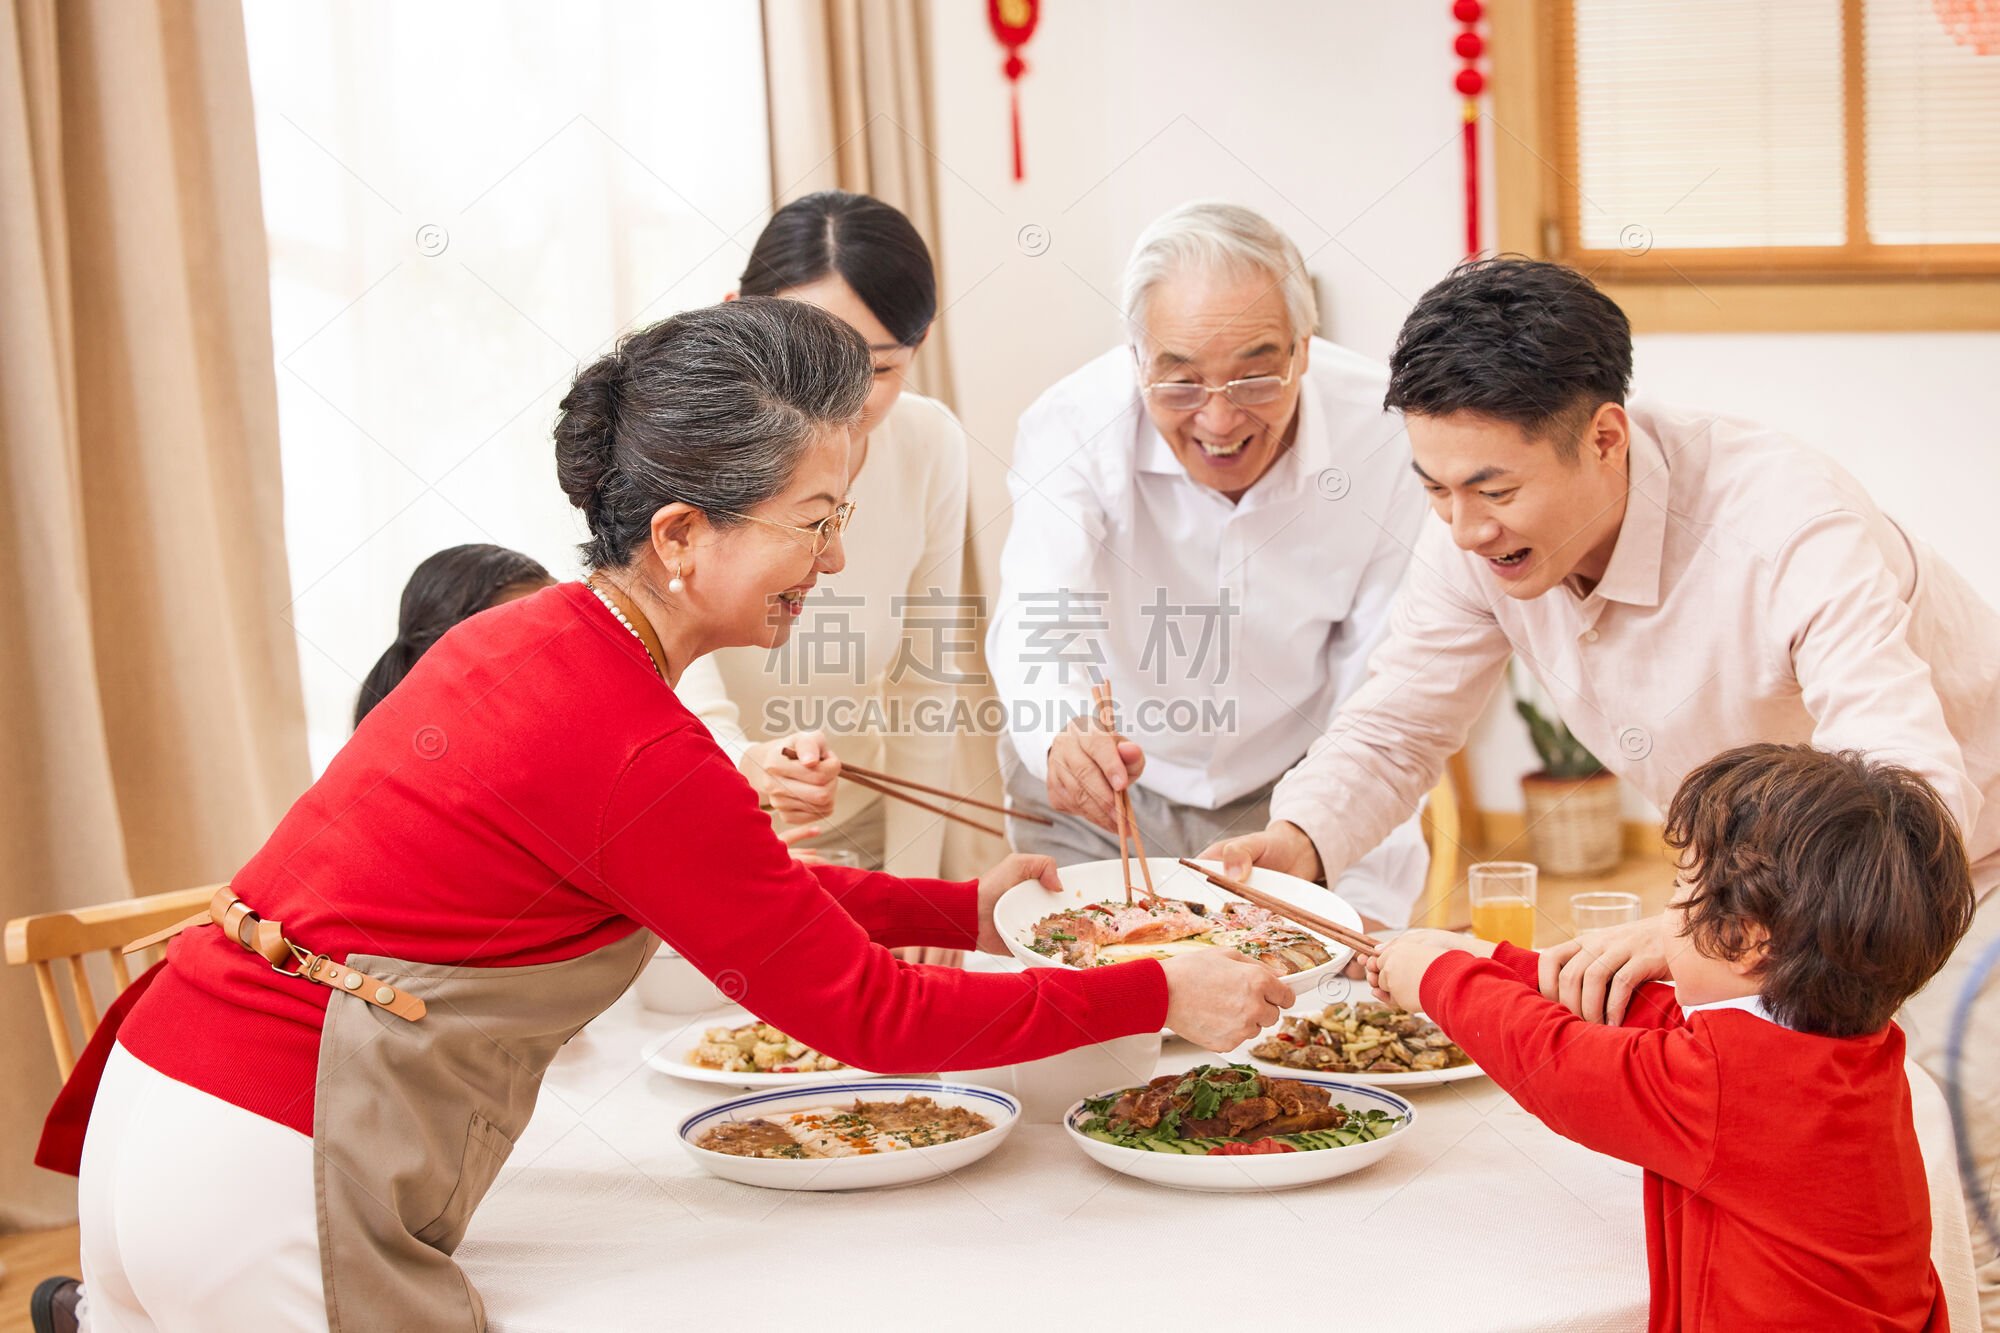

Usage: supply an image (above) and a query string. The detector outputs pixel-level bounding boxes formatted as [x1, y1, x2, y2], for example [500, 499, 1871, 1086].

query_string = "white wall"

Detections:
[924, 0, 2000, 818]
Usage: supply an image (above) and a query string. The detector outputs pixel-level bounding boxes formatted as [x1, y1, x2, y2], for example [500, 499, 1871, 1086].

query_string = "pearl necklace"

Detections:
[586, 579, 663, 678]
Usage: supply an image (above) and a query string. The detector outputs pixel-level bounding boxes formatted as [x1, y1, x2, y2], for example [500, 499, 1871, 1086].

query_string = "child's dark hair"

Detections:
[1384, 256, 1632, 457]
[738, 190, 936, 347]
[1664, 743, 1974, 1037]
[354, 544, 552, 726]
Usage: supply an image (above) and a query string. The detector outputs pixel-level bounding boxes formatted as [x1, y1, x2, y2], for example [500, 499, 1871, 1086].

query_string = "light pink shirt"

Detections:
[1270, 400, 2000, 899]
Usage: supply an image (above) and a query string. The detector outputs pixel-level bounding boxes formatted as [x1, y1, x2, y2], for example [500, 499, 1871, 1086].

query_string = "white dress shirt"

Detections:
[988, 338, 1433, 921]
[1270, 400, 2000, 905]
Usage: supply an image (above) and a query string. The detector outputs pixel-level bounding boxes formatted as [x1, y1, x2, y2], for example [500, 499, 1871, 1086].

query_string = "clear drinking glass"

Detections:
[1570, 890, 1642, 933]
[1469, 861, 1538, 949]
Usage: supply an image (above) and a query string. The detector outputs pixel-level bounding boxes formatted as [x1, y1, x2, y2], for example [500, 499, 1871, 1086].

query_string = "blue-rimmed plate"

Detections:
[1063, 1076, 1415, 1192]
[677, 1081, 1020, 1191]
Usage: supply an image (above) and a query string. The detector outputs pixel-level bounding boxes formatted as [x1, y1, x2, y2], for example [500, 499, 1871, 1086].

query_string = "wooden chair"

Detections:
[4, 885, 218, 1078]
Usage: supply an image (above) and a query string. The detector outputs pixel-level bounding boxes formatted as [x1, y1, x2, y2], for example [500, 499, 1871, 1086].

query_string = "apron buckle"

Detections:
[273, 942, 327, 980]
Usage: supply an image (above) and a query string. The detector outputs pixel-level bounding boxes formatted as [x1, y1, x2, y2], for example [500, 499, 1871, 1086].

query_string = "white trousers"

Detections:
[78, 1043, 328, 1333]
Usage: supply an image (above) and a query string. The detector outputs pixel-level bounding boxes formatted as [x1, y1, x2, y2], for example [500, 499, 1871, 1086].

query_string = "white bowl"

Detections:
[942, 1030, 1162, 1123]
[633, 947, 728, 1014]
[678, 1081, 1020, 1191]
[995, 857, 1363, 1000]
[644, 1008, 891, 1089]
[1062, 1076, 1415, 1192]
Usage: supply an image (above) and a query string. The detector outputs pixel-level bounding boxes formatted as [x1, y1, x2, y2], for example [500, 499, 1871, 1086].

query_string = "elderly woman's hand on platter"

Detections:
[742, 731, 841, 823]
[1160, 950, 1294, 1051]
[1045, 715, 1146, 831]
[975, 853, 1063, 955]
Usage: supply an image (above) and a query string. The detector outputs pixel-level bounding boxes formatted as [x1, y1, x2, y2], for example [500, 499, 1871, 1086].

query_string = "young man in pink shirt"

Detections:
[1368, 743, 1975, 1331]
[1201, 258, 2000, 1319]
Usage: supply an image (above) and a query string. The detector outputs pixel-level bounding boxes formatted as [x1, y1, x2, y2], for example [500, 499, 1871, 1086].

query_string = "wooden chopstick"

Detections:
[1092, 681, 1158, 904]
[839, 759, 1053, 825]
[779, 747, 1052, 828]
[1093, 684, 1135, 905]
[834, 768, 1004, 838]
[1175, 858, 1382, 958]
[1093, 683, 1140, 904]
[1114, 794, 1135, 905]
[1125, 805, 1159, 901]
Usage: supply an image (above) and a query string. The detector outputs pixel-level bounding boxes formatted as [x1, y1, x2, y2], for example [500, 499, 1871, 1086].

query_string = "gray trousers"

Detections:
[996, 732, 1280, 867]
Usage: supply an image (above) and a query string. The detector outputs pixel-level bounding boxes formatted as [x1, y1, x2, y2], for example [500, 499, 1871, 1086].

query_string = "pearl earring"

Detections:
[667, 564, 686, 595]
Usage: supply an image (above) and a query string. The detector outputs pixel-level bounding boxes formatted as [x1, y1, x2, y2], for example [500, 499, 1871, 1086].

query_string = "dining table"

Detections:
[458, 973, 1661, 1331]
[457, 961, 1979, 1332]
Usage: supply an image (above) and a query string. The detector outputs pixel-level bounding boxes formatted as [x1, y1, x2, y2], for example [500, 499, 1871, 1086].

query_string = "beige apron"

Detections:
[311, 577, 677, 1327]
[310, 929, 657, 1330]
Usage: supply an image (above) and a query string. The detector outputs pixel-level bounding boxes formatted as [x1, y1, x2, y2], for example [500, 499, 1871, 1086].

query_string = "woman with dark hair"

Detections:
[353, 544, 553, 726]
[677, 190, 969, 889]
[67, 297, 1284, 1330]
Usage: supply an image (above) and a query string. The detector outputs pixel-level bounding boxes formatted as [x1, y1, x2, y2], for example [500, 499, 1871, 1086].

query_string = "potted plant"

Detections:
[1511, 665, 1623, 875]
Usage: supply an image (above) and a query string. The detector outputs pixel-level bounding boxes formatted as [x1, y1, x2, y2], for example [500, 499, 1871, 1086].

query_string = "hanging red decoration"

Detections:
[1454, 0, 1486, 256]
[988, 0, 1041, 182]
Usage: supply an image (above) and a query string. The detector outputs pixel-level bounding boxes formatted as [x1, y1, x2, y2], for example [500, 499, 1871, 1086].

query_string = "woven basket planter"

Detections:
[1521, 770, 1623, 876]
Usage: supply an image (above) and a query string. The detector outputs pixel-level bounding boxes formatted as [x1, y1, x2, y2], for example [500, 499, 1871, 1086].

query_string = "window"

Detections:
[1489, 0, 2000, 329]
[243, 1, 770, 768]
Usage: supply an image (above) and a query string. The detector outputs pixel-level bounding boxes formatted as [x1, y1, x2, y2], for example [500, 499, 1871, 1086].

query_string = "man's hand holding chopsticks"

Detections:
[1046, 714, 1146, 832]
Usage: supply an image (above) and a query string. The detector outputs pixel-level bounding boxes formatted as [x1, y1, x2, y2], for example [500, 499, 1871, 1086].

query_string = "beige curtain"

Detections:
[760, 0, 1012, 881]
[0, 0, 309, 1227]
[760, 0, 957, 406]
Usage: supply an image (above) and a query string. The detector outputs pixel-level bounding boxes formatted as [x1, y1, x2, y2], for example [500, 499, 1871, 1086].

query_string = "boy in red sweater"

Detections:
[1371, 743, 1975, 1331]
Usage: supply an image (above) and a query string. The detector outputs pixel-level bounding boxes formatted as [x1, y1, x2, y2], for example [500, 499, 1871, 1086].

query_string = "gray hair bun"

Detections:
[554, 298, 871, 569]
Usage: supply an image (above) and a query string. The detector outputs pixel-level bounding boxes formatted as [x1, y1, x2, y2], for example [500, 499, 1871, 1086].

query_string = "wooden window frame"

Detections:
[1486, 0, 2000, 331]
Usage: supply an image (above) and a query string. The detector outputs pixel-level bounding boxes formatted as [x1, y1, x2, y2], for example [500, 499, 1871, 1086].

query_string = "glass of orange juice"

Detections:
[1469, 862, 1538, 948]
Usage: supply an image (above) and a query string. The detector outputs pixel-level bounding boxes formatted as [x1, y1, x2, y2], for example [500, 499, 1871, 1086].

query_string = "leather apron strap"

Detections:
[123, 887, 425, 1022]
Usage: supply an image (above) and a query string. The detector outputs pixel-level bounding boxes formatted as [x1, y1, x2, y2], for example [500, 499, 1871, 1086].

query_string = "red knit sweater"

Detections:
[118, 584, 1167, 1135]
[1422, 944, 1947, 1332]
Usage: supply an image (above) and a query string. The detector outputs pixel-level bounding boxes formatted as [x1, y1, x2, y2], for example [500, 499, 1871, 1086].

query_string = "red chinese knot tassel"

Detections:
[988, 0, 1041, 182]
[1454, 0, 1486, 256]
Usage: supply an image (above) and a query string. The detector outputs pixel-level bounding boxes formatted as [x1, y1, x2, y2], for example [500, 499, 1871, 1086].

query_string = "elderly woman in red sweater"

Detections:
[71, 297, 1290, 1332]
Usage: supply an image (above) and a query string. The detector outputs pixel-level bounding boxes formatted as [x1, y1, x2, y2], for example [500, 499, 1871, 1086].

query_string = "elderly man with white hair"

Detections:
[986, 201, 1430, 930]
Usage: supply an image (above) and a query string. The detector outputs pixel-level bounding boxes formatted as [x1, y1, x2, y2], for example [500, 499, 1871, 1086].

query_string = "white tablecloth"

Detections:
[459, 992, 1652, 1332]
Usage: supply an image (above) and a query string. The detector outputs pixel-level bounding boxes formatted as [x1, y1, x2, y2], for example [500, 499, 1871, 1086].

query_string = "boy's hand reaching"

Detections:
[1366, 929, 1494, 1010]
